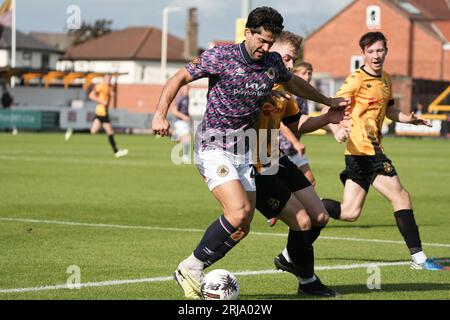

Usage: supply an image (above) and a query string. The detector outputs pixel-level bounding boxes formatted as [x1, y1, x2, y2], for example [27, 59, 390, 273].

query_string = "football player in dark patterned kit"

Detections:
[171, 85, 192, 164]
[152, 6, 350, 299]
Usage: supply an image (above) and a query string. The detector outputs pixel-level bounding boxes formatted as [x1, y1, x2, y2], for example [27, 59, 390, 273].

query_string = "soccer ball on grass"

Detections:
[200, 269, 240, 300]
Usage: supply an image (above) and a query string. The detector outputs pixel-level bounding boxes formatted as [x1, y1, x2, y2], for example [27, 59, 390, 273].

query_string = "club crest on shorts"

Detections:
[267, 198, 280, 210]
[383, 162, 393, 173]
[217, 165, 229, 177]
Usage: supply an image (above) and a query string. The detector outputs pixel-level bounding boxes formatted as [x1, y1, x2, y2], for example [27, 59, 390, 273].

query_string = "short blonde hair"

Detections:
[276, 31, 303, 58]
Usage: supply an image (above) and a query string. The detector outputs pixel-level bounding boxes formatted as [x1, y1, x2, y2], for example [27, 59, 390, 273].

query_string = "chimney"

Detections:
[184, 7, 198, 59]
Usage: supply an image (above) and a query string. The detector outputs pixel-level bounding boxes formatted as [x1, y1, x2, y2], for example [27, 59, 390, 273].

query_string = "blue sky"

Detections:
[16, 0, 353, 47]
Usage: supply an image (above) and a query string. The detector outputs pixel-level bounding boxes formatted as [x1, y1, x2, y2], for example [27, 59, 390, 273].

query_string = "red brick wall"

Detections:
[412, 24, 445, 80]
[114, 84, 208, 114]
[444, 50, 450, 80]
[305, 0, 412, 78]
[304, 0, 446, 80]
[303, 0, 450, 113]
[392, 77, 413, 113]
[115, 84, 164, 113]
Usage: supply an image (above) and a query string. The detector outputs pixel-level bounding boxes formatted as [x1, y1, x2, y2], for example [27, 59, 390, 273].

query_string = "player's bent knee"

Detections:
[390, 189, 411, 209]
[313, 212, 329, 226]
[297, 214, 312, 231]
[225, 205, 253, 230]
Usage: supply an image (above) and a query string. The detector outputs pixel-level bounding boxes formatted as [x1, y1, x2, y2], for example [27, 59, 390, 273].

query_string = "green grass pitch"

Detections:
[0, 132, 449, 300]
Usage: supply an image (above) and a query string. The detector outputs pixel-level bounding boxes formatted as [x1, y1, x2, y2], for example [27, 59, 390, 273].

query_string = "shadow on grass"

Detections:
[240, 283, 450, 300]
[315, 257, 450, 266]
[315, 257, 407, 263]
[332, 282, 450, 295]
[324, 223, 433, 229]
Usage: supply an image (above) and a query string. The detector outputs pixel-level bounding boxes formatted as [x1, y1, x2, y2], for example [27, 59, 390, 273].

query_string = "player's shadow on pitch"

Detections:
[329, 282, 450, 295]
[241, 283, 450, 300]
[315, 257, 407, 263]
[324, 223, 433, 229]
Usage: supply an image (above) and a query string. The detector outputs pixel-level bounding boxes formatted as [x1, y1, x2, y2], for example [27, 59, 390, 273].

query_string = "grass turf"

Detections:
[0, 132, 449, 300]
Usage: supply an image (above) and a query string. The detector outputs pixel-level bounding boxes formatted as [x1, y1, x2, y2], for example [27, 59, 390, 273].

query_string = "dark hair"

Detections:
[276, 31, 303, 57]
[246, 6, 284, 36]
[359, 32, 387, 51]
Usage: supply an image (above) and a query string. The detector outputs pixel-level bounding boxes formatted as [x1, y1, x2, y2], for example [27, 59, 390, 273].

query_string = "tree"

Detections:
[68, 19, 113, 46]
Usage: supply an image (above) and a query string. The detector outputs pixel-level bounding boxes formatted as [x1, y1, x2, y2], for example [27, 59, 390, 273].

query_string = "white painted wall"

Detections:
[0, 49, 61, 69]
[57, 59, 187, 84]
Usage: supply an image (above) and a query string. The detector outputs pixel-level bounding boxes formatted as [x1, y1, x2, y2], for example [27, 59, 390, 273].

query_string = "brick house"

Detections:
[303, 0, 450, 113]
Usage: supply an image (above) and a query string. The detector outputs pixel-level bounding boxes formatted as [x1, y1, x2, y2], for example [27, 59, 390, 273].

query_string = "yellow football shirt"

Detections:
[336, 67, 394, 155]
[255, 84, 300, 170]
[94, 84, 112, 117]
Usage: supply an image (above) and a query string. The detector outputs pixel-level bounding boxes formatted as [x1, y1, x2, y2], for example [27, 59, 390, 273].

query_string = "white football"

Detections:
[201, 269, 240, 300]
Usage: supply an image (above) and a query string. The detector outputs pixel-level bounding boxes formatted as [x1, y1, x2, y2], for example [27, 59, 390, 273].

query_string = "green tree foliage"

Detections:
[68, 19, 113, 46]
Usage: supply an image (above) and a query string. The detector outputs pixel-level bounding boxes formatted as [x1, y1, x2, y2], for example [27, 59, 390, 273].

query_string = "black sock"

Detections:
[394, 209, 422, 254]
[204, 236, 239, 269]
[108, 134, 118, 153]
[287, 229, 314, 279]
[301, 230, 316, 279]
[306, 226, 324, 244]
[193, 215, 237, 264]
[322, 198, 341, 220]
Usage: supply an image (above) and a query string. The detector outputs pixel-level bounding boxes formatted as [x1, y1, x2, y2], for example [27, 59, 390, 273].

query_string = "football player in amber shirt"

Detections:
[89, 74, 128, 158]
[323, 32, 447, 271]
[253, 31, 347, 297]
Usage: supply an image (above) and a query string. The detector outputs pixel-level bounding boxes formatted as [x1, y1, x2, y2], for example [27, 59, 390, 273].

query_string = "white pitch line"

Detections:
[0, 155, 157, 167]
[0, 217, 204, 233]
[2, 217, 450, 248]
[0, 260, 435, 294]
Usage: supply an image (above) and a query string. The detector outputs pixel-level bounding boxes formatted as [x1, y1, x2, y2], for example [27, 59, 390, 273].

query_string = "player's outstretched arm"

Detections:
[298, 107, 347, 134]
[283, 75, 351, 109]
[386, 105, 432, 127]
[152, 68, 193, 136]
[320, 106, 350, 143]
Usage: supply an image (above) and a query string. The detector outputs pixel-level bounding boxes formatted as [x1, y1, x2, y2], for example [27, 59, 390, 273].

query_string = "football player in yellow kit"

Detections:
[323, 32, 447, 271]
[89, 74, 128, 158]
[254, 31, 348, 296]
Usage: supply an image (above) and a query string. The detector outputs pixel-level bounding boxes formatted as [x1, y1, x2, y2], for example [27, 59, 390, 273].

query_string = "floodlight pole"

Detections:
[242, 0, 251, 18]
[161, 6, 183, 83]
[11, 0, 16, 88]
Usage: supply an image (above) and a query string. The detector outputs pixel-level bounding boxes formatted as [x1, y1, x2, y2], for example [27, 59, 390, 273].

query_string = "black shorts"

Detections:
[340, 154, 397, 192]
[95, 115, 110, 123]
[255, 156, 312, 219]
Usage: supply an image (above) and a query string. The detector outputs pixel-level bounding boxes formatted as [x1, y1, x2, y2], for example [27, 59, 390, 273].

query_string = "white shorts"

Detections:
[194, 149, 256, 192]
[288, 152, 310, 168]
[173, 120, 190, 137]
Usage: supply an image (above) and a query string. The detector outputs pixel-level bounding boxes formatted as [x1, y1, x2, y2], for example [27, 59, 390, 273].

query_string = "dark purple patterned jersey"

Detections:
[175, 95, 189, 118]
[279, 97, 307, 155]
[186, 42, 292, 152]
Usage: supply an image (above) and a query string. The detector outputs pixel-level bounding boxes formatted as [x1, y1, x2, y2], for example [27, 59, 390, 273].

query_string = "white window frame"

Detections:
[351, 55, 364, 72]
[366, 5, 381, 30]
